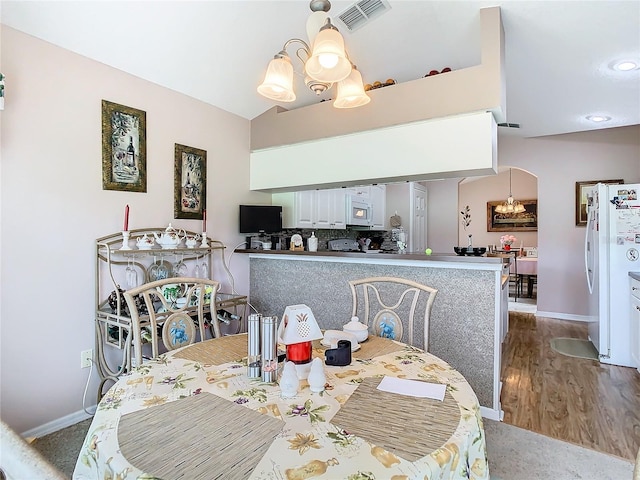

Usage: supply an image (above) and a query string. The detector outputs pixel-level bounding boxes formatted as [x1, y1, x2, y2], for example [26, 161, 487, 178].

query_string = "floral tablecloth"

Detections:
[73, 336, 489, 480]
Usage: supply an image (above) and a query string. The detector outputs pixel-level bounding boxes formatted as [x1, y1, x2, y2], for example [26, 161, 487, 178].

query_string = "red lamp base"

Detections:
[286, 341, 313, 364]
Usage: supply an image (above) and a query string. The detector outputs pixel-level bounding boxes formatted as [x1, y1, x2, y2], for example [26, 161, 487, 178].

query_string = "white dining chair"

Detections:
[348, 276, 438, 351]
[123, 277, 221, 365]
[0, 420, 66, 480]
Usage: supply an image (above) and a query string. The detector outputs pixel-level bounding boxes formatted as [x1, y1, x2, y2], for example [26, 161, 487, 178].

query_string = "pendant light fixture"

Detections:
[257, 0, 370, 109]
[495, 169, 526, 214]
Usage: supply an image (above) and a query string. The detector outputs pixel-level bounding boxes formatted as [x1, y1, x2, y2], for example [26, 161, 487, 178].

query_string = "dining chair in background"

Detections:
[123, 277, 221, 365]
[348, 276, 438, 351]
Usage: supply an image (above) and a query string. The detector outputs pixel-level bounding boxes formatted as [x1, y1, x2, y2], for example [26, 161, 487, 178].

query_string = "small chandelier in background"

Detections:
[257, 0, 370, 109]
[495, 168, 526, 214]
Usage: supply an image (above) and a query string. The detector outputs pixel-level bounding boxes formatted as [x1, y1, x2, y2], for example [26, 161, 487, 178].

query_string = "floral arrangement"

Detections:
[500, 234, 517, 246]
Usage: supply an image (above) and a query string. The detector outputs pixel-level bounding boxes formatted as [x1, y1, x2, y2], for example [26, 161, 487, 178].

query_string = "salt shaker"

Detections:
[261, 316, 278, 383]
[308, 357, 326, 393]
[247, 313, 261, 378]
[280, 361, 299, 398]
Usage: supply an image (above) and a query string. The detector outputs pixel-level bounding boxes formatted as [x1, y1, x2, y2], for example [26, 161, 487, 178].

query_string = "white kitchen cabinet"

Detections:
[631, 277, 640, 371]
[370, 185, 386, 230]
[274, 189, 346, 229]
[295, 190, 316, 229]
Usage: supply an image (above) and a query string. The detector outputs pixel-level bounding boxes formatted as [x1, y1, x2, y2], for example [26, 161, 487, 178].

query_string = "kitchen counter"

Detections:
[238, 249, 510, 420]
[236, 248, 510, 265]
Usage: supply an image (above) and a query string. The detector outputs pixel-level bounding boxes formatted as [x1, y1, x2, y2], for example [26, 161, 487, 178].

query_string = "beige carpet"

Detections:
[550, 337, 599, 360]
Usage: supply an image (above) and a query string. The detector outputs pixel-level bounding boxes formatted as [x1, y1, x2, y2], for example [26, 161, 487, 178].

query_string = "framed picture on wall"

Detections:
[101, 100, 147, 192]
[575, 179, 623, 226]
[487, 199, 538, 232]
[174, 143, 207, 220]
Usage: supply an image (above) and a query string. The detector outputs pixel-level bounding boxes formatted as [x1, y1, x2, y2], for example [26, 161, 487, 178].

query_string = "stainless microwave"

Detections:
[346, 195, 373, 227]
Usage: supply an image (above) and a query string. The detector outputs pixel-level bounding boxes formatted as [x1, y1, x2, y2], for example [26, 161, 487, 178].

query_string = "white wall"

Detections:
[427, 127, 640, 318]
[0, 27, 271, 434]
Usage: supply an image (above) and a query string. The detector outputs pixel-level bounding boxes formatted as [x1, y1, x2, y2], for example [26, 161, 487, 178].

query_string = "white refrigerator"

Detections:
[585, 182, 640, 368]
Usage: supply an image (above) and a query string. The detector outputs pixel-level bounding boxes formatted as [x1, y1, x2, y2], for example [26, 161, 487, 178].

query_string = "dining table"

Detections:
[73, 333, 490, 480]
[510, 257, 538, 297]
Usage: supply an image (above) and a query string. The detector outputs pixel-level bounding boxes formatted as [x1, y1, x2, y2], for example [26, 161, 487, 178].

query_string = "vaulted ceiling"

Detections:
[2, 1, 639, 138]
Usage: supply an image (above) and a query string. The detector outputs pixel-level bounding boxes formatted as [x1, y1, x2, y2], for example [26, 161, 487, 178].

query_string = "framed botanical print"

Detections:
[575, 179, 623, 226]
[174, 144, 207, 220]
[101, 100, 147, 192]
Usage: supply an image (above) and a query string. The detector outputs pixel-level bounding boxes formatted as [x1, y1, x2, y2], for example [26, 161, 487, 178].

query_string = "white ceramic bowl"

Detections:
[343, 317, 369, 342]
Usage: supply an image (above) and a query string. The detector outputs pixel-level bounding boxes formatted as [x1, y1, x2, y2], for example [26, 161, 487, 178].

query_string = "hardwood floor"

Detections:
[500, 311, 640, 461]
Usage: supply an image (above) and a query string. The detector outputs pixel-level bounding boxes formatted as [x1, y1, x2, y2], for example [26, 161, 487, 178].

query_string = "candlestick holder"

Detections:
[200, 232, 209, 248]
[120, 231, 132, 250]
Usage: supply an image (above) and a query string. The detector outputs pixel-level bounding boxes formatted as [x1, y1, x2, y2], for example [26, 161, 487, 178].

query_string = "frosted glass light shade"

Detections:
[257, 56, 296, 102]
[305, 27, 351, 83]
[334, 67, 371, 108]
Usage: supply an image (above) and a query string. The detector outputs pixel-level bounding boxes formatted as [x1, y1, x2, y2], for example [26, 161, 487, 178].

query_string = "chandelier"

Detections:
[257, 0, 370, 109]
[495, 168, 526, 214]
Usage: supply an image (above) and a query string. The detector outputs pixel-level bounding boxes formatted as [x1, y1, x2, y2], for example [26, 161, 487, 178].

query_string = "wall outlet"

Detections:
[80, 349, 93, 369]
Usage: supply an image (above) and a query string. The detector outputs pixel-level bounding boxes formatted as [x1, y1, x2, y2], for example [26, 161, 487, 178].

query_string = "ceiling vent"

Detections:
[498, 122, 521, 129]
[335, 0, 391, 33]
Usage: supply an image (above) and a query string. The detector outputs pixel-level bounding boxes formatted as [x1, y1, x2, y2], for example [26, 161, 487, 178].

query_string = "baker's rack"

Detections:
[94, 228, 247, 399]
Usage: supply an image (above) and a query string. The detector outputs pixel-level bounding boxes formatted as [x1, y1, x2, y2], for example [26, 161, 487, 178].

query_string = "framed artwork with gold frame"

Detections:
[174, 143, 207, 220]
[487, 199, 538, 232]
[101, 100, 147, 192]
[575, 179, 623, 226]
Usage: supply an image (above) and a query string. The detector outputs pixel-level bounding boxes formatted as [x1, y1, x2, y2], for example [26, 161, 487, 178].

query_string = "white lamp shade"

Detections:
[257, 56, 296, 102]
[280, 304, 323, 344]
[334, 67, 371, 108]
[305, 27, 352, 83]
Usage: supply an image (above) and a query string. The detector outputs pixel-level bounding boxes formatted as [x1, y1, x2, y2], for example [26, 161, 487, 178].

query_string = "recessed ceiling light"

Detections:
[612, 60, 638, 71]
[586, 115, 611, 123]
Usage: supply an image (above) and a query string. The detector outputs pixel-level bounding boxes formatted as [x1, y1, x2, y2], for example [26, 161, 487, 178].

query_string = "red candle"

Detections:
[124, 204, 129, 231]
[202, 209, 206, 232]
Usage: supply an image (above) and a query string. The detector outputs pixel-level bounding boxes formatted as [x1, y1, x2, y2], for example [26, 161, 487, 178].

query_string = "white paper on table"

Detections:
[377, 376, 446, 401]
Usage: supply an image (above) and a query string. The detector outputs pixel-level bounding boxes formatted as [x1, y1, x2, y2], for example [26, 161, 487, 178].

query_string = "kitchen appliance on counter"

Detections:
[585, 181, 640, 367]
[328, 238, 360, 252]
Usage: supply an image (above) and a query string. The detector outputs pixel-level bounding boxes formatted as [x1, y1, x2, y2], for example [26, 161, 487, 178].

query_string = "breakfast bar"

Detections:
[240, 249, 510, 419]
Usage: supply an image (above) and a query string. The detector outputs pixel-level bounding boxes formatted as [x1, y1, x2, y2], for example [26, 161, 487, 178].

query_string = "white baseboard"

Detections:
[21, 408, 96, 439]
[535, 311, 590, 322]
[480, 406, 502, 421]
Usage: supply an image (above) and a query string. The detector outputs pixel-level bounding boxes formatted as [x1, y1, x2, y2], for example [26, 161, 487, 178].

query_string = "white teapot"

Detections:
[153, 223, 185, 249]
[135, 233, 155, 250]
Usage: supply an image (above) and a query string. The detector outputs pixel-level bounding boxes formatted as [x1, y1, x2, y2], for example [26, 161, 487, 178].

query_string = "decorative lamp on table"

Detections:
[279, 304, 323, 379]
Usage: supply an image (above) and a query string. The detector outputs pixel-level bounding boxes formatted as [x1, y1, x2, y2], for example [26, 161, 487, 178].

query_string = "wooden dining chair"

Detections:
[123, 277, 221, 365]
[348, 276, 438, 351]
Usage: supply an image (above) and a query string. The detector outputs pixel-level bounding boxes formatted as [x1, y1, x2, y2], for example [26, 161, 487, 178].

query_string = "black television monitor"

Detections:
[239, 205, 283, 234]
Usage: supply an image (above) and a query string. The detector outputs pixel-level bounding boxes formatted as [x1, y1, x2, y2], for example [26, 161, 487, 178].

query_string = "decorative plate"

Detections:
[373, 310, 403, 342]
[291, 234, 303, 246]
[146, 260, 173, 282]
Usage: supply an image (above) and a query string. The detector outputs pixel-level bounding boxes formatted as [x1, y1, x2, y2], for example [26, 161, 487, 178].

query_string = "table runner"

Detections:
[330, 376, 461, 462]
[173, 334, 247, 364]
[173, 333, 406, 366]
[117, 392, 284, 480]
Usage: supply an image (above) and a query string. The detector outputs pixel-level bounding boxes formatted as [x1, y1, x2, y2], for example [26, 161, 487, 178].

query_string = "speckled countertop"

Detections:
[236, 249, 510, 264]
[630, 272, 640, 281]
